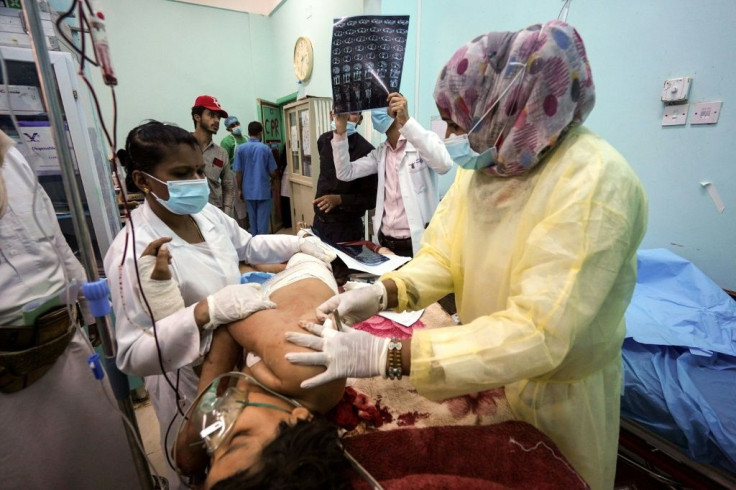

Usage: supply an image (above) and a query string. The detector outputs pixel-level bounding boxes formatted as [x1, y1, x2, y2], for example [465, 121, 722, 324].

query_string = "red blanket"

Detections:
[345, 421, 589, 489]
[337, 305, 589, 488]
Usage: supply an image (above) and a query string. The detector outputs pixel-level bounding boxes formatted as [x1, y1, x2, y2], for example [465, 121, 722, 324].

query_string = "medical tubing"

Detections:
[127, 230, 186, 415]
[69, 302, 160, 486]
[344, 449, 384, 489]
[558, 0, 572, 21]
[162, 370, 183, 473]
[22, 1, 153, 488]
[0, 51, 78, 332]
[54, 1, 98, 67]
[76, 321, 164, 487]
[78, 2, 89, 71]
[98, 371, 165, 486]
[82, 280, 134, 400]
[79, 280, 116, 362]
[21, 0, 97, 278]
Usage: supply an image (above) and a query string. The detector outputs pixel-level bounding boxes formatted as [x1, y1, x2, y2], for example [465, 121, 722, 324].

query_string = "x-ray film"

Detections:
[331, 15, 410, 114]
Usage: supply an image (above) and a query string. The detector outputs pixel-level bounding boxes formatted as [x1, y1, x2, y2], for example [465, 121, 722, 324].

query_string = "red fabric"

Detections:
[354, 315, 425, 339]
[345, 421, 590, 489]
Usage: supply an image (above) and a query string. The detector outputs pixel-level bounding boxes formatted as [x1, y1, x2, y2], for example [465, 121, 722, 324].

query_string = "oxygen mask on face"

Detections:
[173, 372, 300, 486]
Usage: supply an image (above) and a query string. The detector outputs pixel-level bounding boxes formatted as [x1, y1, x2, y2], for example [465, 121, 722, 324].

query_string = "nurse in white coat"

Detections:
[104, 121, 333, 484]
[332, 93, 453, 256]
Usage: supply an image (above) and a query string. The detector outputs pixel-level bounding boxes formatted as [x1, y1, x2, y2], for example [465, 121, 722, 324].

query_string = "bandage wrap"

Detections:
[137, 255, 185, 320]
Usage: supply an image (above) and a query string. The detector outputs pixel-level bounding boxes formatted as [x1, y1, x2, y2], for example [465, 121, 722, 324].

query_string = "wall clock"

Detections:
[293, 36, 314, 82]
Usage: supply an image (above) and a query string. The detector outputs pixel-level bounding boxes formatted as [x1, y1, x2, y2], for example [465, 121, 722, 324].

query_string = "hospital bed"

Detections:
[330, 303, 590, 488]
[618, 249, 736, 489]
[331, 249, 736, 488]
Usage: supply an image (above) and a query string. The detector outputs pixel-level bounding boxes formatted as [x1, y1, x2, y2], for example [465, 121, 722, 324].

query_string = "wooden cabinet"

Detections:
[283, 97, 331, 229]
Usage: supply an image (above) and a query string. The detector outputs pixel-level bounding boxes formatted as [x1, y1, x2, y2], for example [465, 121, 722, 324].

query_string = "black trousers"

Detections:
[311, 217, 364, 245]
[378, 231, 414, 258]
[312, 218, 365, 286]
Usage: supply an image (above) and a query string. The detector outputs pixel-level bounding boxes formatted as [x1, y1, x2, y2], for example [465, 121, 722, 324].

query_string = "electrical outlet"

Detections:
[691, 101, 722, 125]
[662, 104, 688, 126]
[661, 77, 692, 103]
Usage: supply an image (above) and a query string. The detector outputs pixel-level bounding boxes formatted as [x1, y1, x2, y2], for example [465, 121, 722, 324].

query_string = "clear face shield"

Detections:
[173, 371, 301, 486]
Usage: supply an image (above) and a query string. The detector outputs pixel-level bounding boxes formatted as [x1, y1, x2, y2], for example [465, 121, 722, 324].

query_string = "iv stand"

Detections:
[19, 2, 155, 489]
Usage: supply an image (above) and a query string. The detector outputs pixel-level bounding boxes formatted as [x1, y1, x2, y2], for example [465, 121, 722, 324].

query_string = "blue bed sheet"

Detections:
[625, 249, 736, 356]
[622, 249, 736, 474]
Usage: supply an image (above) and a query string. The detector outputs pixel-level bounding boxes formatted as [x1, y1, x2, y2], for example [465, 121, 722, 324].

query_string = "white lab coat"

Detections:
[0, 143, 138, 489]
[104, 201, 300, 478]
[332, 117, 453, 255]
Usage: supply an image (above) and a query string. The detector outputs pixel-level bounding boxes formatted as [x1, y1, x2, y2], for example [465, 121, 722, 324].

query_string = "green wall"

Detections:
[383, 0, 736, 290]
[50, 0, 736, 290]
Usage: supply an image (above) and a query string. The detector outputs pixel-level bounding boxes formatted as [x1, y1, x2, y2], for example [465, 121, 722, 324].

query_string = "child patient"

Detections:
[136, 240, 370, 489]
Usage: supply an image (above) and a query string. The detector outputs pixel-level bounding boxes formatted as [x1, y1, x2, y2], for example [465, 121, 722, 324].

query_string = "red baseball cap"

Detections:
[193, 95, 228, 118]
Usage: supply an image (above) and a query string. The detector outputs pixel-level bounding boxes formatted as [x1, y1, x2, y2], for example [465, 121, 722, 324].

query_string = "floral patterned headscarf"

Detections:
[434, 20, 595, 176]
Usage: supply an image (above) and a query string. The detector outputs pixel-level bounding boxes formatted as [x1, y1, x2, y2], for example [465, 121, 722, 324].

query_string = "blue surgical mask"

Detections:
[371, 108, 394, 134]
[444, 133, 497, 170]
[232, 126, 243, 137]
[330, 120, 358, 136]
[144, 172, 210, 215]
[443, 62, 526, 170]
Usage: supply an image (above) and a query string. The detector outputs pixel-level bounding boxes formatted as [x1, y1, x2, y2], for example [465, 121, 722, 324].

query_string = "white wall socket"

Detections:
[691, 101, 722, 125]
[661, 77, 692, 103]
[662, 104, 689, 126]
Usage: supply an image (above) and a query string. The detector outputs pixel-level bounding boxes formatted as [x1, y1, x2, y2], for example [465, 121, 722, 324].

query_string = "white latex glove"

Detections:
[316, 282, 387, 326]
[297, 235, 337, 263]
[285, 321, 390, 389]
[203, 283, 276, 330]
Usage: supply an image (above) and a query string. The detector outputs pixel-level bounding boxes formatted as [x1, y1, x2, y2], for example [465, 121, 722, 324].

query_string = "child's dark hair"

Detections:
[210, 417, 352, 490]
[117, 120, 199, 192]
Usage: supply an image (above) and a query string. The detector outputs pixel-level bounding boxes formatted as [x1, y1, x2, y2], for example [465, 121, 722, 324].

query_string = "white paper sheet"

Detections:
[378, 308, 424, 327]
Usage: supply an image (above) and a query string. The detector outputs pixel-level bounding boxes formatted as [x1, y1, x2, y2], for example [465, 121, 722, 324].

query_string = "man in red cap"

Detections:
[191, 95, 234, 216]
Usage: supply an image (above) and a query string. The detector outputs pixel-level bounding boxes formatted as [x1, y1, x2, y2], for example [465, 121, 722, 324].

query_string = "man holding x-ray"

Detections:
[331, 92, 454, 257]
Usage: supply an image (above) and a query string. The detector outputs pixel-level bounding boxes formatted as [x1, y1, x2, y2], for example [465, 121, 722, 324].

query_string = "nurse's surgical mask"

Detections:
[444, 134, 497, 170]
[143, 172, 210, 215]
[444, 62, 526, 171]
[371, 108, 394, 134]
[330, 120, 358, 136]
[232, 126, 243, 137]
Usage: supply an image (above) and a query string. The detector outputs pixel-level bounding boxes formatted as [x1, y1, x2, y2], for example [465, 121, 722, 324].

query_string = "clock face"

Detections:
[293, 37, 314, 81]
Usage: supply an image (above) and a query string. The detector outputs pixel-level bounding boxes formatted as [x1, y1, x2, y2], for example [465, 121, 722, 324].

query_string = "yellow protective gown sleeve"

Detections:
[382, 127, 648, 490]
